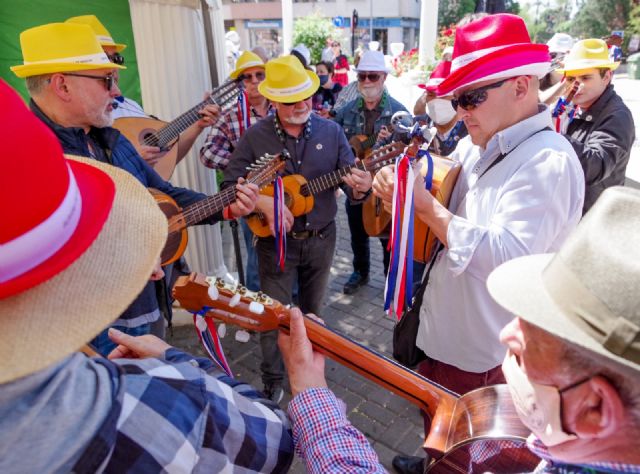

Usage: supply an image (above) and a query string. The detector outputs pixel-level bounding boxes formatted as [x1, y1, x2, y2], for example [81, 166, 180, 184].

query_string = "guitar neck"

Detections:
[155, 81, 239, 147]
[280, 312, 458, 418]
[182, 186, 238, 227]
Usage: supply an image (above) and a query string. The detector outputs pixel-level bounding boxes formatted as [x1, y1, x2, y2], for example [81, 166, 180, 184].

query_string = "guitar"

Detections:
[245, 141, 406, 238]
[362, 146, 461, 264]
[154, 152, 287, 266]
[115, 79, 241, 180]
[173, 274, 541, 473]
[349, 134, 377, 159]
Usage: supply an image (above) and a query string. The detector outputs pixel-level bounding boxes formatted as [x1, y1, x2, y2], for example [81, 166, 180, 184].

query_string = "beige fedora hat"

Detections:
[488, 186, 640, 373]
[0, 81, 166, 383]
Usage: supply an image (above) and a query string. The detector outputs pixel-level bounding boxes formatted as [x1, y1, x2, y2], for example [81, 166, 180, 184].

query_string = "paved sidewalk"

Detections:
[167, 196, 426, 473]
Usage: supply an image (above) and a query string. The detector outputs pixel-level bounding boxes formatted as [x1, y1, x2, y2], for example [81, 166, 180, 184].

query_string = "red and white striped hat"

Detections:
[419, 61, 452, 92]
[436, 14, 551, 96]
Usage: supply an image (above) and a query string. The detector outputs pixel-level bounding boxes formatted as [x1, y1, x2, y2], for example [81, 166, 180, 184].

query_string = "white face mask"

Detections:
[427, 98, 457, 125]
[502, 351, 578, 447]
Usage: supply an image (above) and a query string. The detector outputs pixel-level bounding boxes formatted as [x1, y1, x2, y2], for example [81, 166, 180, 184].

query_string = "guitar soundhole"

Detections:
[139, 128, 160, 147]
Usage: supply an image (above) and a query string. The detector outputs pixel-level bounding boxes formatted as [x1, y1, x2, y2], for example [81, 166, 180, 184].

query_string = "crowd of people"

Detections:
[1, 10, 638, 474]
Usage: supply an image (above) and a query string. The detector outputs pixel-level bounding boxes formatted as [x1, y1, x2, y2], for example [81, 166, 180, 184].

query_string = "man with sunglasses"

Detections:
[333, 50, 409, 295]
[200, 50, 273, 293]
[556, 39, 635, 214]
[372, 15, 585, 473]
[66, 15, 220, 169]
[11, 22, 259, 357]
[222, 55, 372, 403]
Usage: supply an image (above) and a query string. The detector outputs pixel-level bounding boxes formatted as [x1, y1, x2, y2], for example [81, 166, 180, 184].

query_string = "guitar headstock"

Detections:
[364, 140, 406, 173]
[173, 273, 289, 332]
[246, 151, 289, 188]
[211, 79, 242, 109]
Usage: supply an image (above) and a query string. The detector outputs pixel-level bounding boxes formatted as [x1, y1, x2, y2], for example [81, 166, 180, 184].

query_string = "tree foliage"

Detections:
[569, 0, 632, 39]
[293, 12, 340, 64]
[438, 0, 476, 27]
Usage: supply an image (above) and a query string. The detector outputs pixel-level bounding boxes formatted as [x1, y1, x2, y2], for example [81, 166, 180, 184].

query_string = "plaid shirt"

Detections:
[288, 388, 385, 473]
[528, 436, 640, 473]
[74, 349, 293, 473]
[200, 103, 273, 170]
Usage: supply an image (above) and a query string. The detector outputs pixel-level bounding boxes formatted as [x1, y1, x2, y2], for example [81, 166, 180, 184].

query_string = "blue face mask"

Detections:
[318, 74, 329, 86]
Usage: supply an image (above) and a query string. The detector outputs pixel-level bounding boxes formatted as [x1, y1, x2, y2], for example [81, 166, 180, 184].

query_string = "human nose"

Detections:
[499, 317, 524, 355]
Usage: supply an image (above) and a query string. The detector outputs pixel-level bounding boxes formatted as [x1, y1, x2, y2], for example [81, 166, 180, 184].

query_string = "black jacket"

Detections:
[564, 84, 635, 213]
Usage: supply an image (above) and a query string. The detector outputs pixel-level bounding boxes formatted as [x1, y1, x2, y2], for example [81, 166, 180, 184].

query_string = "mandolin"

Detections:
[115, 80, 241, 180]
[154, 152, 287, 265]
[349, 133, 378, 159]
[246, 141, 406, 238]
[173, 274, 541, 473]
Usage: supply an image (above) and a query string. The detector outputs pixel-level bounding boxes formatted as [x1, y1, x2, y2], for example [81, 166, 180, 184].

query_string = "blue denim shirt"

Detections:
[332, 90, 408, 141]
[30, 100, 218, 325]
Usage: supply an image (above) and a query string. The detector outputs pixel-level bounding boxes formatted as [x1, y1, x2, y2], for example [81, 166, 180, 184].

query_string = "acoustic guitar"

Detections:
[154, 152, 287, 266]
[173, 274, 541, 473]
[245, 141, 406, 238]
[362, 147, 461, 264]
[115, 79, 240, 181]
[349, 134, 377, 159]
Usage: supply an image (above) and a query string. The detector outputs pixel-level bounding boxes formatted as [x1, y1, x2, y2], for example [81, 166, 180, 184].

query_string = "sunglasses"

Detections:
[281, 96, 312, 106]
[108, 53, 125, 65]
[63, 73, 117, 91]
[450, 78, 510, 111]
[357, 73, 382, 82]
[239, 71, 266, 82]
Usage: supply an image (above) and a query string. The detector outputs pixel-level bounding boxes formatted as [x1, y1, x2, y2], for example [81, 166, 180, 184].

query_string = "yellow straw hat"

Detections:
[229, 50, 265, 79]
[65, 14, 127, 52]
[10, 23, 125, 78]
[258, 55, 319, 103]
[557, 38, 620, 75]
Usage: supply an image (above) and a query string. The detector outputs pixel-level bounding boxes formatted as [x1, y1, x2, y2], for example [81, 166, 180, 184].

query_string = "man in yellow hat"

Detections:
[222, 55, 373, 402]
[558, 38, 635, 214]
[11, 22, 258, 356]
[199, 50, 273, 293]
[65, 14, 218, 168]
[0, 79, 292, 473]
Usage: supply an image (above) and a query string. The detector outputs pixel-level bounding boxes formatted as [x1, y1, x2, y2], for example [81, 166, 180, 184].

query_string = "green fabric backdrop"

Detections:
[0, 0, 141, 105]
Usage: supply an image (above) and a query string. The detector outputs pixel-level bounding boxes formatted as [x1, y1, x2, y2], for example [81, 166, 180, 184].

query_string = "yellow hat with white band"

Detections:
[258, 55, 319, 103]
[229, 50, 265, 80]
[10, 23, 125, 78]
[65, 14, 127, 52]
[557, 38, 620, 75]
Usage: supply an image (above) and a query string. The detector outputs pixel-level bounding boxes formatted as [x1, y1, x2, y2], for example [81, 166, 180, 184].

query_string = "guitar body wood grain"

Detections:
[149, 189, 188, 265]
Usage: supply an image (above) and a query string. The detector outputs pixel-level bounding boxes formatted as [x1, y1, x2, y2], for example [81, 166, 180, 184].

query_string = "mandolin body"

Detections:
[149, 189, 188, 266]
[114, 117, 179, 181]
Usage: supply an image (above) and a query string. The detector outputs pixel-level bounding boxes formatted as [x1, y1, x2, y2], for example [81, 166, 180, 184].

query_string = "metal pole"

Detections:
[282, 0, 293, 55]
[369, 0, 373, 47]
[418, 0, 438, 66]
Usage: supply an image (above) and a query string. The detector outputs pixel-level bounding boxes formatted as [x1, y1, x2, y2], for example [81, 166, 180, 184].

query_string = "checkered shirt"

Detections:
[73, 349, 293, 473]
[288, 387, 385, 473]
[199, 103, 273, 170]
[528, 436, 640, 473]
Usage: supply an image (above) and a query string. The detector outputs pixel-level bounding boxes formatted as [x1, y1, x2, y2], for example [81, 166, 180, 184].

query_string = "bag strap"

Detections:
[410, 243, 443, 310]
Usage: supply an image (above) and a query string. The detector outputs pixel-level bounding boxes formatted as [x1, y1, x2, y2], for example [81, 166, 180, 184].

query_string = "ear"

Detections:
[512, 75, 531, 101]
[571, 375, 626, 439]
[49, 74, 72, 102]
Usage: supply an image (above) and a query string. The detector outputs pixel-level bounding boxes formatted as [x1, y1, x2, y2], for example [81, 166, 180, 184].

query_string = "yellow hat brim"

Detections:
[258, 70, 320, 103]
[558, 61, 620, 75]
[11, 61, 125, 78]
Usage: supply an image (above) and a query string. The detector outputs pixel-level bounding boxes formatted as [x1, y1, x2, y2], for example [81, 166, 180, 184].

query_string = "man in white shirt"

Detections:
[373, 14, 585, 473]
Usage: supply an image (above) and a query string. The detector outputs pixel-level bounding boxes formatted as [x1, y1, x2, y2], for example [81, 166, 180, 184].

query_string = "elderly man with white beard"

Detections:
[333, 50, 409, 295]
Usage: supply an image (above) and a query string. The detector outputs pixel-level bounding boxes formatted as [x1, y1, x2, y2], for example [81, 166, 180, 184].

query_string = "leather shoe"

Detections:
[392, 455, 425, 474]
[343, 271, 369, 294]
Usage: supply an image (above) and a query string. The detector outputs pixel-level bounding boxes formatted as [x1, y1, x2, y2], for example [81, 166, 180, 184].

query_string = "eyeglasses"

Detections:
[357, 73, 382, 82]
[281, 96, 312, 106]
[238, 71, 265, 82]
[63, 73, 117, 91]
[107, 53, 125, 65]
[450, 78, 510, 111]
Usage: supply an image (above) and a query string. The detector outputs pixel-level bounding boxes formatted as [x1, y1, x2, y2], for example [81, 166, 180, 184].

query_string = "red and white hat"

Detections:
[0, 80, 167, 383]
[419, 61, 452, 92]
[436, 14, 551, 96]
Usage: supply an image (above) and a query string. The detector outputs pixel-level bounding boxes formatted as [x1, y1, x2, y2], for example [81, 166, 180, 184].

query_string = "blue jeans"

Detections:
[345, 200, 370, 275]
[240, 218, 260, 291]
[256, 222, 336, 387]
[90, 323, 151, 357]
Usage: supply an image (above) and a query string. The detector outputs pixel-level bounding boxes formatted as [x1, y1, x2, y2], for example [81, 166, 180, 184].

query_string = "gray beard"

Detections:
[287, 111, 311, 124]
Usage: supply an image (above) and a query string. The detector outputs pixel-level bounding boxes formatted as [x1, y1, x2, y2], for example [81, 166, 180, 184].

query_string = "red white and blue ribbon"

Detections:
[273, 176, 287, 271]
[551, 96, 577, 134]
[384, 153, 416, 319]
[236, 90, 251, 135]
[192, 307, 233, 378]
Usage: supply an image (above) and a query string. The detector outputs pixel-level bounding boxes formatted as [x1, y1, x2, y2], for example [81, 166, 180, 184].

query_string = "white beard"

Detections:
[287, 110, 312, 124]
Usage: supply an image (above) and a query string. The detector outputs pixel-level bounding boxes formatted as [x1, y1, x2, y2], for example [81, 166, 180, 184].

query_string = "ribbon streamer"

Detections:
[551, 96, 577, 134]
[384, 153, 416, 319]
[273, 176, 287, 271]
[236, 90, 251, 135]
[192, 307, 233, 378]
